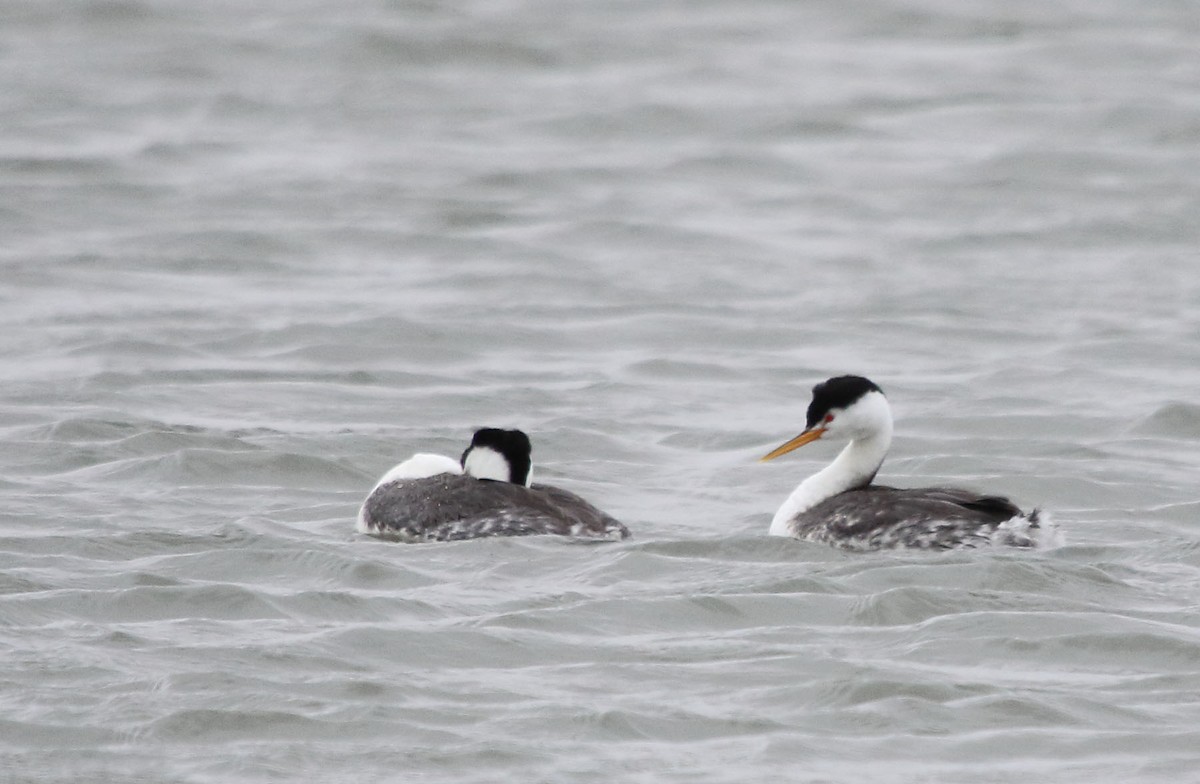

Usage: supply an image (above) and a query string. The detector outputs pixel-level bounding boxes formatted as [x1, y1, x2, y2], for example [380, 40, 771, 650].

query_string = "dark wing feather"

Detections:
[528, 483, 631, 539]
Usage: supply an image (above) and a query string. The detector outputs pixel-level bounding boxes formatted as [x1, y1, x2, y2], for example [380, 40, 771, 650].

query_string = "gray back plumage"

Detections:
[361, 473, 629, 542]
[793, 486, 1039, 550]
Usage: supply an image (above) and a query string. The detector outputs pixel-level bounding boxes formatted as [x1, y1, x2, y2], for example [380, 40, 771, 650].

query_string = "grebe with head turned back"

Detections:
[358, 428, 629, 542]
[760, 376, 1054, 551]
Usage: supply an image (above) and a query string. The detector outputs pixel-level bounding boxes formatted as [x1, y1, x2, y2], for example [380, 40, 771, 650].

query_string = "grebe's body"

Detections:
[358, 428, 628, 542]
[762, 376, 1052, 551]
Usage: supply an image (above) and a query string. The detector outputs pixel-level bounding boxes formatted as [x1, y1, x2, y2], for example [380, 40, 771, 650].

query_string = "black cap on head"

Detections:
[461, 428, 533, 485]
[805, 376, 883, 429]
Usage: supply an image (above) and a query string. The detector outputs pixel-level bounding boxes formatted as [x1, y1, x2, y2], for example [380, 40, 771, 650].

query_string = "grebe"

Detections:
[358, 428, 629, 542]
[760, 376, 1052, 550]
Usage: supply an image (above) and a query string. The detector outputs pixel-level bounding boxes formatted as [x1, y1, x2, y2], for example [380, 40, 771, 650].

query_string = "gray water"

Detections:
[3, 1, 1200, 781]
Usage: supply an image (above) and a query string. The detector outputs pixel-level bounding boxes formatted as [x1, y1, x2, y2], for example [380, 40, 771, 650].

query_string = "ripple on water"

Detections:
[147, 708, 338, 744]
[1132, 401, 1200, 439]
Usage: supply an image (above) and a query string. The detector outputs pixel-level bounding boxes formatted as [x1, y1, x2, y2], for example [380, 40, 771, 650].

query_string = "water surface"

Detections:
[2, 0, 1199, 781]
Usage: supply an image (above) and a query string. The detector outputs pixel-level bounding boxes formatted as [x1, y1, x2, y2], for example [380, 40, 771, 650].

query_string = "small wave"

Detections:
[64, 447, 364, 490]
[1132, 401, 1200, 439]
[147, 708, 334, 743]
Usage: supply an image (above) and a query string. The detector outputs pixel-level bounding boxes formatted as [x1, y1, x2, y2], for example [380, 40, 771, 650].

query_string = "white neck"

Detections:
[768, 393, 894, 536]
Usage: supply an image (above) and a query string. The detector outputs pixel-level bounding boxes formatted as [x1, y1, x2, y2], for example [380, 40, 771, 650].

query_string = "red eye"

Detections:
[823, 414, 834, 424]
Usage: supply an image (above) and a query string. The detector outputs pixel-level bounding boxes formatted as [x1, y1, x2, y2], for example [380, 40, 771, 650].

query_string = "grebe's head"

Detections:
[760, 375, 891, 461]
[461, 428, 533, 486]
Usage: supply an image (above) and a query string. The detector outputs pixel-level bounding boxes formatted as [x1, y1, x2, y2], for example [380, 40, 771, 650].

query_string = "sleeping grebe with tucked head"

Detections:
[358, 428, 629, 542]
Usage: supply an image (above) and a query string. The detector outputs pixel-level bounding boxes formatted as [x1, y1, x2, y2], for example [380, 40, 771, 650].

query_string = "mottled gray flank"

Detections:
[789, 486, 1043, 551]
[361, 474, 630, 541]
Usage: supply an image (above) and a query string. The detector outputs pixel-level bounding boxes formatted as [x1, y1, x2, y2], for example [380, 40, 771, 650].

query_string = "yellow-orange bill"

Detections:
[759, 427, 825, 462]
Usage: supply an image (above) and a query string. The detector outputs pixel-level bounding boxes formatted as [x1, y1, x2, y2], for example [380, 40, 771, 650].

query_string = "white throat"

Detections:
[768, 391, 894, 536]
[463, 446, 515, 483]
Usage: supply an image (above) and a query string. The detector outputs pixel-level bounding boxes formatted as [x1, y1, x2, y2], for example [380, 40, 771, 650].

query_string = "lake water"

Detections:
[2, 1, 1200, 781]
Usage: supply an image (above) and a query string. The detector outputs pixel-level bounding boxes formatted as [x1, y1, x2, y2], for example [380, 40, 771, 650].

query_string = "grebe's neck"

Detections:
[768, 406, 893, 537]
